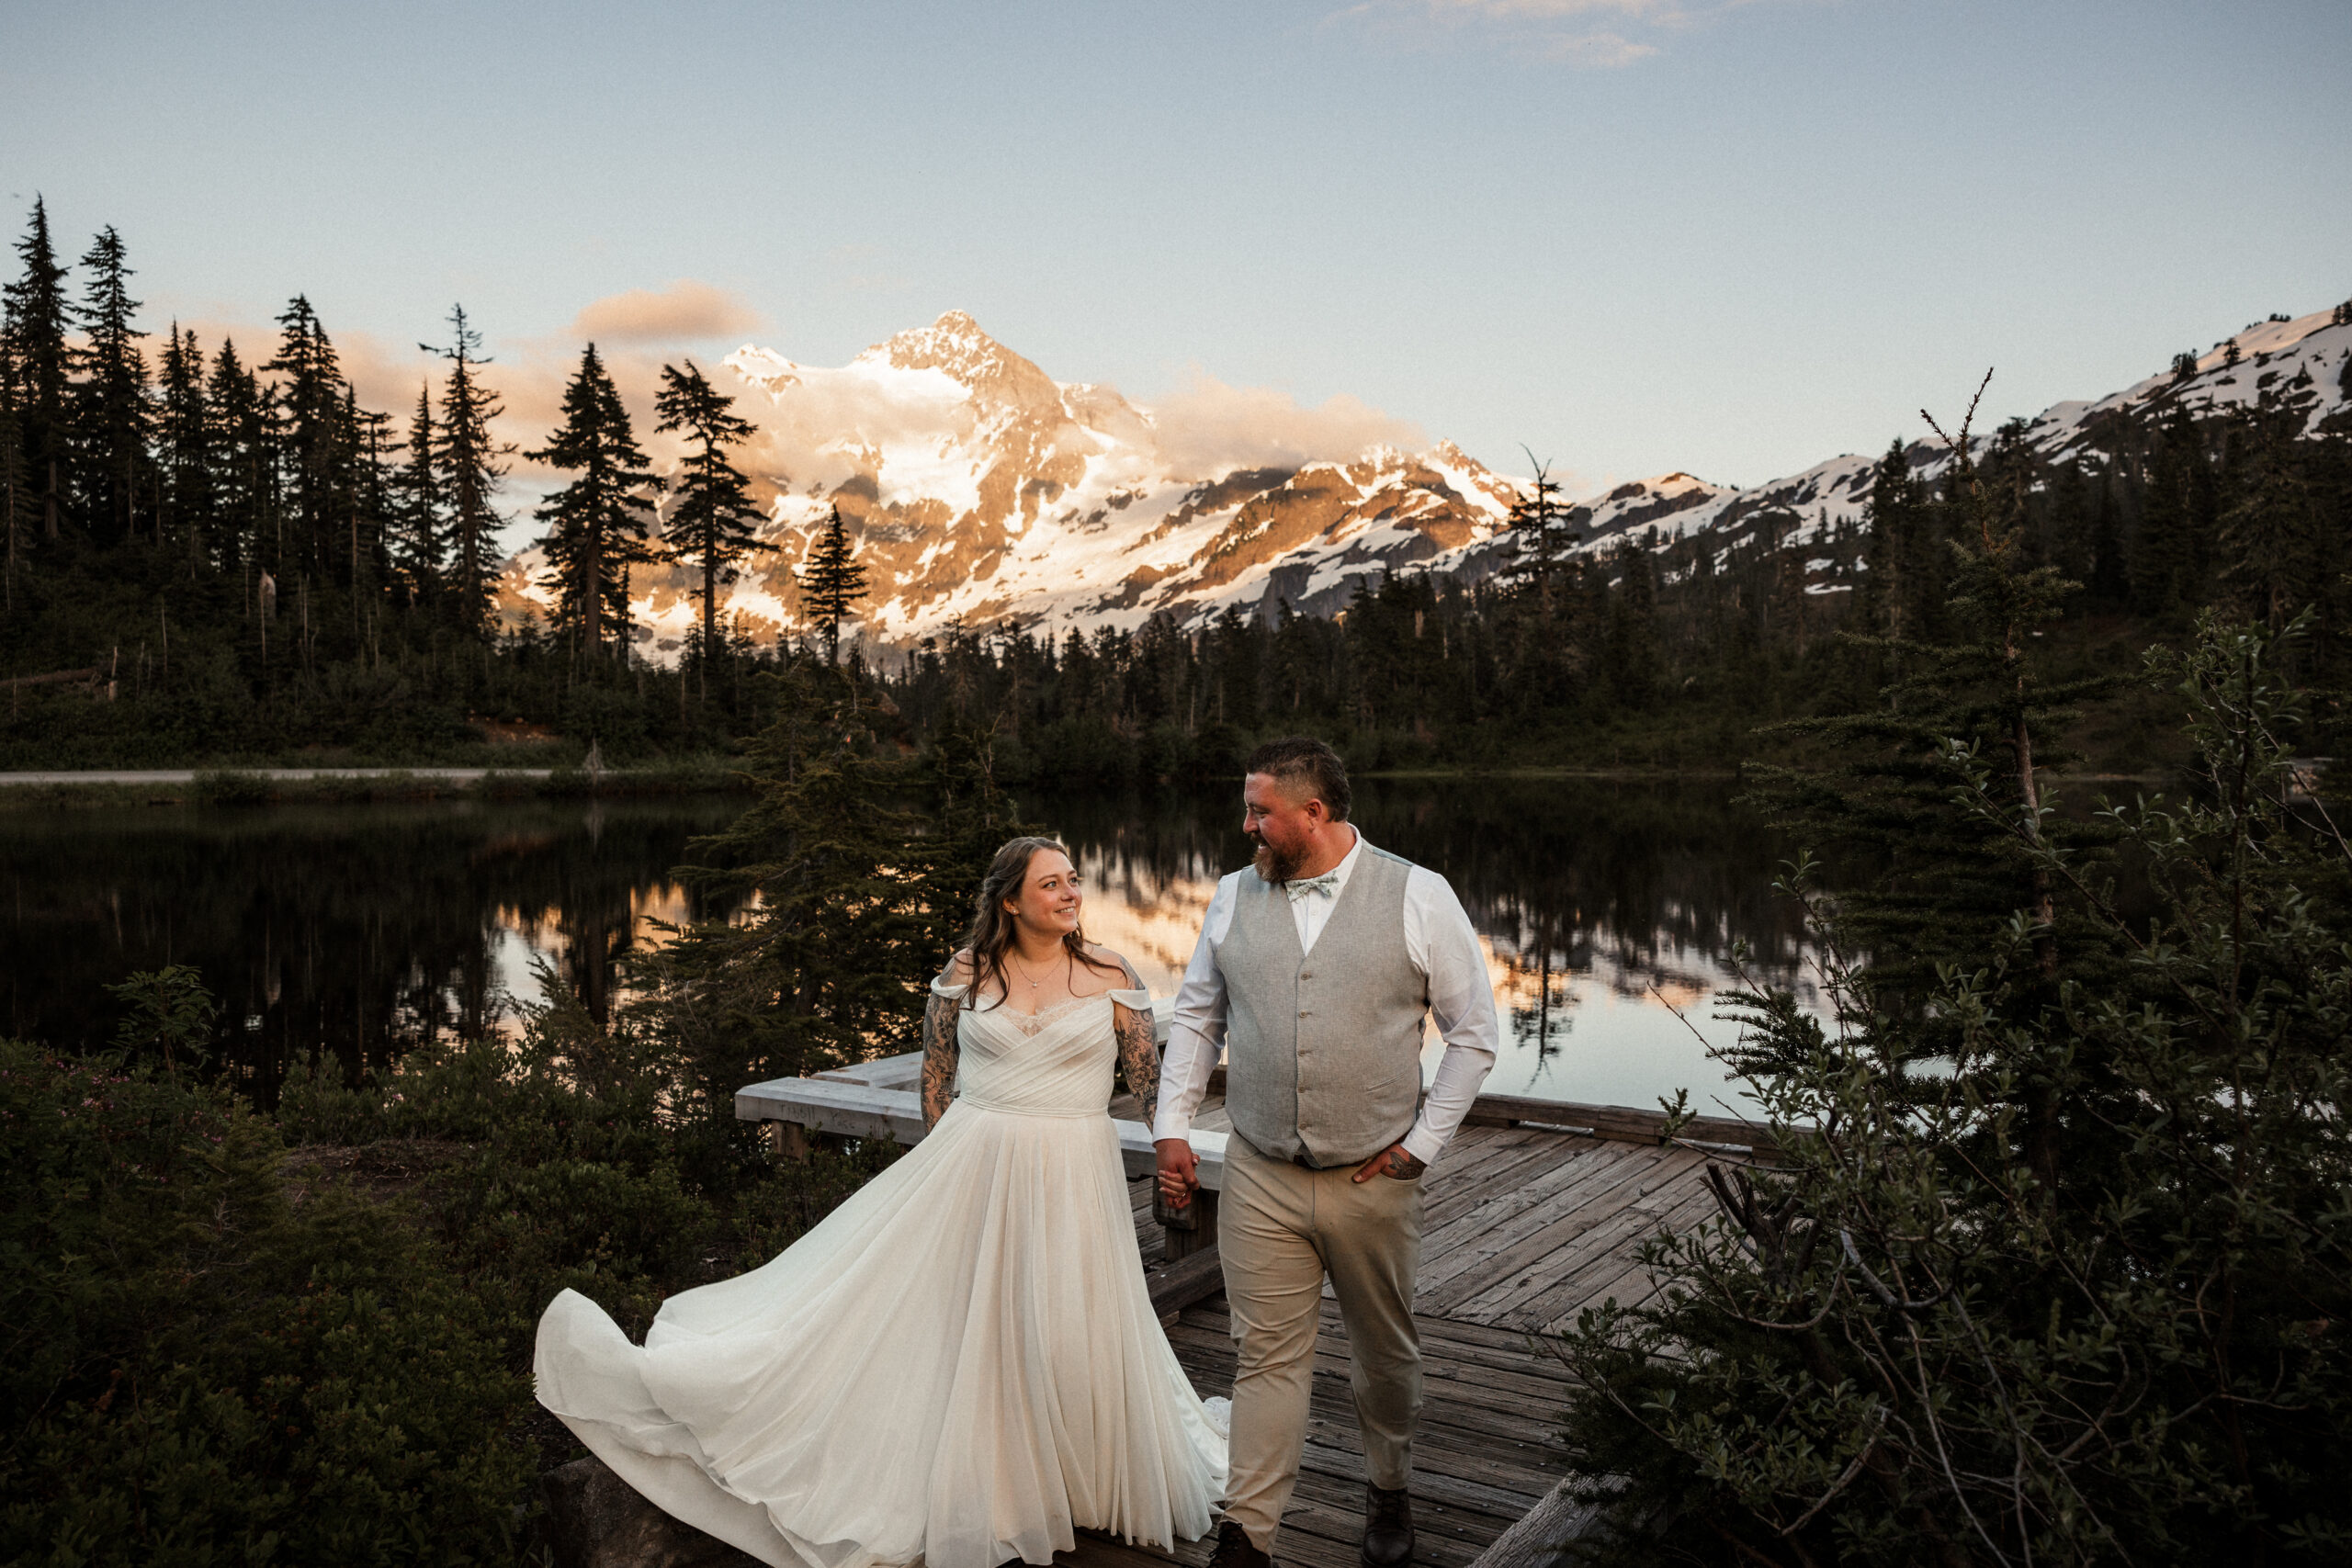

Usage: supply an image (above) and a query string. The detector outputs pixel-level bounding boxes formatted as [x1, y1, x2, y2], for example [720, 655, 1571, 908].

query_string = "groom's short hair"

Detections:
[1245, 736, 1351, 823]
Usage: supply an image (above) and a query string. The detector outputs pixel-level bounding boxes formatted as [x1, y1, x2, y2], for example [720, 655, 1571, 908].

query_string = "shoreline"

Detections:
[0, 762, 757, 808]
[0, 761, 2183, 809]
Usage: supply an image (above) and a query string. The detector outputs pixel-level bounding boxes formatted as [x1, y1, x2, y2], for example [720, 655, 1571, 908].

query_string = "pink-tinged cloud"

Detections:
[1149, 371, 1427, 477]
[569, 280, 764, 344]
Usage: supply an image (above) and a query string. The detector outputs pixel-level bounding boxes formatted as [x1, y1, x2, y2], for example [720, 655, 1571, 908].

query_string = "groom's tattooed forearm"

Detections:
[921, 990, 961, 1130]
[1113, 1001, 1159, 1127]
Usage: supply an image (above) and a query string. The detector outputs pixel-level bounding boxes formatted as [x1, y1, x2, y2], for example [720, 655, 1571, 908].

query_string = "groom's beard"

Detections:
[1251, 836, 1303, 884]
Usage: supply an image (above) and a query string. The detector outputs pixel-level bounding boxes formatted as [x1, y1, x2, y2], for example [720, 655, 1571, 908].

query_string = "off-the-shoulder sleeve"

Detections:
[1108, 987, 1153, 1010]
[930, 975, 970, 999]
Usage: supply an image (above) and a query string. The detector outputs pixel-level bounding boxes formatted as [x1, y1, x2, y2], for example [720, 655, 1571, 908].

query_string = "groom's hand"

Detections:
[1352, 1144, 1427, 1183]
[1154, 1138, 1199, 1209]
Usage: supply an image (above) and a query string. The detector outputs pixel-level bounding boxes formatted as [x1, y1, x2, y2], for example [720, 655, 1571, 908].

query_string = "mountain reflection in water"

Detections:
[4, 780, 1833, 1116]
[1036, 780, 1837, 1117]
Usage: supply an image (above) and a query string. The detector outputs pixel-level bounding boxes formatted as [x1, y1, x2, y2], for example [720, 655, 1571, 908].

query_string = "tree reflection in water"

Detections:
[6, 781, 1849, 1115]
[1037, 779, 1851, 1114]
[0, 797, 746, 1101]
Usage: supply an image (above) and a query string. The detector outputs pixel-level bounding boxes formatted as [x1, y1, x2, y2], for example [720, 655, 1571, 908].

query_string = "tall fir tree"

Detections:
[390, 384, 443, 605]
[423, 306, 506, 636]
[206, 338, 271, 578]
[653, 357, 771, 696]
[1502, 453, 1577, 614]
[797, 504, 869, 665]
[3, 198, 72, 540]
[527, 343, 660, 665]
[157, 325, 211, 564]
[263, 296, 350, 584]
[70, 226, 153, 547]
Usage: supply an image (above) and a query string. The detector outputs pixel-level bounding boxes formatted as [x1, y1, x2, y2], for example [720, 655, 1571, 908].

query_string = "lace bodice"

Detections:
[931, 976, 1151, 1117]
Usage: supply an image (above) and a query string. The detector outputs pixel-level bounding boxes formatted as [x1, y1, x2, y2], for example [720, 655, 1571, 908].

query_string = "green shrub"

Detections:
[0, 1040, 533, 1565]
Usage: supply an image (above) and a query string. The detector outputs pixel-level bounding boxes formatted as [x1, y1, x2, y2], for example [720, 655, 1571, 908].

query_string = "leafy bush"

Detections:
[0, 1040, 532, 1565]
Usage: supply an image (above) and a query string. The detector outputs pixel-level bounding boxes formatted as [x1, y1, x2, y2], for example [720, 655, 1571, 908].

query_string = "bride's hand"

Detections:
[1154, 1138, 1198, 1209]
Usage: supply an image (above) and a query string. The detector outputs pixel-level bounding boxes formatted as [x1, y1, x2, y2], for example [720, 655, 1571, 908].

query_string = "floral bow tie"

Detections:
[1285, 871, 1342, 903]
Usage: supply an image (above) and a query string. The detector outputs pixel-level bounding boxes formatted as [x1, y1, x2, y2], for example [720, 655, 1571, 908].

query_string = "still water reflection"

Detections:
[3, 781, 1833, 1114]
[1039, 781, 1829, 1117]
[1, 797, 746, 1100]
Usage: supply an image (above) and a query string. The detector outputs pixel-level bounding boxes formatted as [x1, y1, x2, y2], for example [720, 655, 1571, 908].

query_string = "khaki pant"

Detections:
[1217, 1133, 1424, 1551]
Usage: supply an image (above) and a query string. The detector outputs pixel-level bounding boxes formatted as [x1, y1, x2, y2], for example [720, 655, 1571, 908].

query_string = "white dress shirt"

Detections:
[1151, 829, 1499, 1168]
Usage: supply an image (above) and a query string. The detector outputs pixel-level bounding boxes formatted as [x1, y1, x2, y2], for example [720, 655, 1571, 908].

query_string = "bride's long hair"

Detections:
[959, 837, 1121, 1010]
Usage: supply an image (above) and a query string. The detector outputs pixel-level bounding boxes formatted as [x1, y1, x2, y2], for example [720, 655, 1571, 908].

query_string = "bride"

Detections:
[534, 836, 1230, 1568]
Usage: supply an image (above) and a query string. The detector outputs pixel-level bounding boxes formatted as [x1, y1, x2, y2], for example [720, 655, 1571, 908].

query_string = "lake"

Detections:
[1, 779, 1833, 1117]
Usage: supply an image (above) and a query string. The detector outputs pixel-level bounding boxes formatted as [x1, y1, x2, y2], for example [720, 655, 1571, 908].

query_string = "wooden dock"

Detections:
[1083, 1095, 1719, 1568]
[739, 1036, 1768, 1568]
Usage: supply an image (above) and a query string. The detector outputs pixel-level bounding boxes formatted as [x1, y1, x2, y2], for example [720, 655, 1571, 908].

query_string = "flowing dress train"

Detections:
[534, 980, 1230, 1568]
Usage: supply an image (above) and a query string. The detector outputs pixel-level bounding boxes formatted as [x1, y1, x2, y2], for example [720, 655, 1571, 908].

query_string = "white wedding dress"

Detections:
[534, 979, 1230, 1568]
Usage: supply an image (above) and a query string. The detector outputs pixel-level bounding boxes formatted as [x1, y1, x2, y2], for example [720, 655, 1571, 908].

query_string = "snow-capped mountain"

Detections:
[1463, 302, 2352, 588]
[501, 310, 1521, 655]
[500, 303, 2351, 655]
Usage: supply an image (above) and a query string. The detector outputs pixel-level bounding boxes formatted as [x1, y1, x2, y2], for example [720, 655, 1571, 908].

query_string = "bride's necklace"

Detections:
[1009, 949, 1057, 1000]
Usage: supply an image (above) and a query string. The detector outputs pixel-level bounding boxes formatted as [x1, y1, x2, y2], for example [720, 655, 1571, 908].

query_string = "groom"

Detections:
[1155, 737, 1499, 1568]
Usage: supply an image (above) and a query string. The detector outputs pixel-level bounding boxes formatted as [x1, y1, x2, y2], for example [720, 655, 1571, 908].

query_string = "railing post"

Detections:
[1156, 1185, 1220, 1260]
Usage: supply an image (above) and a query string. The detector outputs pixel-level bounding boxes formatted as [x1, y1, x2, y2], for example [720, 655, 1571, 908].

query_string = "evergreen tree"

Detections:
[796, 504, 868, 665]
[2218, 403, 2322, 634]
[1857, 439, 1928, 639]
[69, 226, 153, 547]
[3, 198, 73, 540]
[654, 358, 772, 697]
[263, 296, 349, 583]
[640, 661, 997, 1097]
[206, 339, 271, 578]
[390, 384, 443, 604]
[527, 343, 660, 665]
[421, 307, 506, 636]
[1503, 452, 1577, 613]
[345, 385, 393, 600]
[157, 325, 211, 564]
[2132, 414, 2201, 619]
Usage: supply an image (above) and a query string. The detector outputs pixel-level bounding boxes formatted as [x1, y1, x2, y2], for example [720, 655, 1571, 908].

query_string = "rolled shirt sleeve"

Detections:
[1151, 872, 1239, 1144]
[1399, 867, 1500, 1168]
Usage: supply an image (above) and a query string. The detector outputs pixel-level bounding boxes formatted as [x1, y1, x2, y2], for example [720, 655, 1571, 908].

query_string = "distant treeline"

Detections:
[884, 368, 2352, 777]
[6, 195, 2350, 771]
[0, 198, 791, 765]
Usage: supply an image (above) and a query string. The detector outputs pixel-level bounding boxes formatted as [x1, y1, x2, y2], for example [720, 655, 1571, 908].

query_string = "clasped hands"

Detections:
[1152, 1138, 1424, 1207]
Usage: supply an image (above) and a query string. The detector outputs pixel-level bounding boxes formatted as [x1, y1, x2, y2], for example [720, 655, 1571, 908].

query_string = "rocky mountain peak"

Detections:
[860, 310, 1063, 418]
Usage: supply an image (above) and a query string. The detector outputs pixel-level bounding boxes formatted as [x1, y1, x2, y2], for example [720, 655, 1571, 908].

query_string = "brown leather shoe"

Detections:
[1361, 1482, 1414, 1568]
[1209, 1519, 1272, 1568]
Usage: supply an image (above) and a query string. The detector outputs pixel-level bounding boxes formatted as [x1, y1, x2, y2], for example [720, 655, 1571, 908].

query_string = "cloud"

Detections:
[1329, 0, 1771, 65]
[568, 279, 764, 344]
[1148, 371, 1427, 478]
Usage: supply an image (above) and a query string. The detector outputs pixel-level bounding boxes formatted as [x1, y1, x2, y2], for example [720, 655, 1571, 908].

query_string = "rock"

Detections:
[537, 1456, 765, 1568]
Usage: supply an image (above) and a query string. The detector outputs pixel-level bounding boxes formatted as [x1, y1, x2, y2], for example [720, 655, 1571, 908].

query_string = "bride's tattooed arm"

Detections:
[1113, 998, 1159, 1126]
[921, 982, 962, 1131]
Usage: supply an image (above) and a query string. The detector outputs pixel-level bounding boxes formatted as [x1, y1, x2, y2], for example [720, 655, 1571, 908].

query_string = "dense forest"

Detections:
[6, 198, 2351, 773]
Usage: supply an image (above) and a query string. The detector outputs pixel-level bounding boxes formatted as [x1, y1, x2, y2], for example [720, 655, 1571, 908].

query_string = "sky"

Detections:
[4, 0, 2348, 520]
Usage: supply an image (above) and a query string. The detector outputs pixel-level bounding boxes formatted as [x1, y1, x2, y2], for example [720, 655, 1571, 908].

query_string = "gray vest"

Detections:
[1217, 842, 1428, 1167]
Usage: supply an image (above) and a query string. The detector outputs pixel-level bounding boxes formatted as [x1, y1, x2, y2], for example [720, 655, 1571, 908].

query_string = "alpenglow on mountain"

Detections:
[501, 305, 2352, 656]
